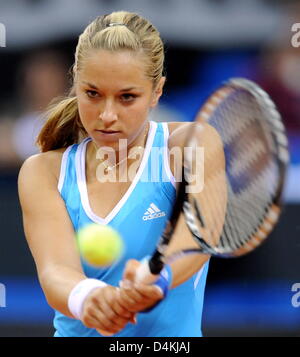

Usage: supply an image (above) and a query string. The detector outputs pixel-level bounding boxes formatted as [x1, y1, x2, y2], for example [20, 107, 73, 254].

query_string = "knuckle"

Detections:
[119, 306, 130, 316]
[120, 294, 131, 305]
[104, 320, 115, 330]
[82, 316, 94, 329]
[127, 305, 137, 312]
[85, 305, 96, 316]
[155, 291, 163, 299]
[90, 295, 100, 305]
[114, 305, 126, 317]
[106, 310, 117, 321]
[153, 287, 163, 297]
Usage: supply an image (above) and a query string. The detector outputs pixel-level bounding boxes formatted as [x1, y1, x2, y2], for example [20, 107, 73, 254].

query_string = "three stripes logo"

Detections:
[143, 203, 166, 221]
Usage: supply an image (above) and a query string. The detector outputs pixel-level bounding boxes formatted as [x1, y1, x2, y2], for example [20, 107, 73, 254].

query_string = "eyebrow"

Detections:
[82, 81, 142, 92]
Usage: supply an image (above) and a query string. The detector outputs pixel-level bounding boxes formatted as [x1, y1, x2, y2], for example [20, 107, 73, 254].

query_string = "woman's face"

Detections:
[76, 49, 164, 150]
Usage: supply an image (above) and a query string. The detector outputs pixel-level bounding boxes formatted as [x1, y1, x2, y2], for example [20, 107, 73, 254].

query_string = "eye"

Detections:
[85, 90, 99, 98]
[120, 93, 137, 102]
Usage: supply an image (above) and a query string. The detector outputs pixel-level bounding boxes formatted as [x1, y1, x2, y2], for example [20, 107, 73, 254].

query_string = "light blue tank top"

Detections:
[54, 121, 209, 337]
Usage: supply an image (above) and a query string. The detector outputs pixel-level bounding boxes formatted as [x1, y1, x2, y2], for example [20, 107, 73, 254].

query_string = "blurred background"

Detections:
[0, 0, 299, 337]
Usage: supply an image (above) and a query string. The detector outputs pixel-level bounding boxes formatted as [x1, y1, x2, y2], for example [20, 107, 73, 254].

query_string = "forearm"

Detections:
[169, 253, 210, 289]
[38, 264, 87, 318]
[163, 213, 210, 289]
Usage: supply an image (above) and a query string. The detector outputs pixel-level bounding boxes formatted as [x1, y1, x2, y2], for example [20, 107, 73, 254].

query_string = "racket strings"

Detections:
[209, 91, 259, 145]
[223, 160, 281, 249]
[226, 163, 279, 214]
[187, 138, 276, 252]
[190, 84, 285, 255]
[221, 96, 279, 250]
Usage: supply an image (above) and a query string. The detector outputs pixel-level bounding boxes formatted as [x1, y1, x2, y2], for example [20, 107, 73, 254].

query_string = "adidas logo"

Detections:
[143, 203, 166, 221]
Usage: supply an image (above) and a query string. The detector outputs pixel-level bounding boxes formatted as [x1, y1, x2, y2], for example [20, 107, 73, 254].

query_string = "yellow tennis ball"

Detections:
[77, 224, 124, 267]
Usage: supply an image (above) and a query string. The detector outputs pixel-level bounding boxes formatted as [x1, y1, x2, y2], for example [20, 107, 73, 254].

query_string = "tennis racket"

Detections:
[136, 77, 289, 284]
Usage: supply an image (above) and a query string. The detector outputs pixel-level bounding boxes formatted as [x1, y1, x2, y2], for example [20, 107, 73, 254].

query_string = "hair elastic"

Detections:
[107, 22, 127, 28]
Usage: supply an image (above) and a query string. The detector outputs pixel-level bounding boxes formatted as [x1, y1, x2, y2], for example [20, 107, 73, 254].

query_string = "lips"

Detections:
[94, 129, 123, 142]
[97, 130, 121, 134]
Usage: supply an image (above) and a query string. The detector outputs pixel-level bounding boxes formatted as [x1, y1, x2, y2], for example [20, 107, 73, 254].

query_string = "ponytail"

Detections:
[36, 96, 87, 152]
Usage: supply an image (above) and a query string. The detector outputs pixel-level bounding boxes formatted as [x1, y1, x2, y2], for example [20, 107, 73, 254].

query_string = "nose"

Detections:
[99, 99, 118, 126]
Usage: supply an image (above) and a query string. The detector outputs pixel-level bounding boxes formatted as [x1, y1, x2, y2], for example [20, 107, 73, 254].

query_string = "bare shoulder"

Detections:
[18, 147, 67, 188]
[164, 121, 223, 178]
[167, 121, 191, 136]
[167, 121, 219, 149]
[167, 122, 191, 149]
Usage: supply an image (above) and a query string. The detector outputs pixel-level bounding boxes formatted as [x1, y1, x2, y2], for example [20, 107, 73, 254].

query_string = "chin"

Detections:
[92, 137, 124, 152]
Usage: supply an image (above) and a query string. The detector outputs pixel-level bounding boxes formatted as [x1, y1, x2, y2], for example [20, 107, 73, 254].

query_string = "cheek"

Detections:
[77, 97, 97, 124]
[123, 104, 149, 134]
[124, 102, 151, 139]
[129, 97, 151, 119]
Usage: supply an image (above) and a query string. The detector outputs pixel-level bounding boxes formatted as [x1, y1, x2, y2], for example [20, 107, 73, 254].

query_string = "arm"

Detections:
[18, 153, 85, 316]
[166, 120, 227, 283]
[18, 153, 134, 333]
[118, 121, 226, 311]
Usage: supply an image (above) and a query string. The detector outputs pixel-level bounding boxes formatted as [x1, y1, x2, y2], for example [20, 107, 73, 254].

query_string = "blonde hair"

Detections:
[37, 11, 165, 152]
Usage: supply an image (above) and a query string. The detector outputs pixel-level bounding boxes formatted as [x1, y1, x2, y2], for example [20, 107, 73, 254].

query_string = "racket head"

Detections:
[182, 77, 289, 257]
[141, 77, 289, 280]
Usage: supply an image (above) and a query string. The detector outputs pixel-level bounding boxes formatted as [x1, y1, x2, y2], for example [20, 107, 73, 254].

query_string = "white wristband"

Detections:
[68, 278, 107, 320]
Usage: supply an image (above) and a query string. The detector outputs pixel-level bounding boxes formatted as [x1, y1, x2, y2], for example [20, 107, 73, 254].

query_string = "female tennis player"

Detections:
[18, 11, 219, 337]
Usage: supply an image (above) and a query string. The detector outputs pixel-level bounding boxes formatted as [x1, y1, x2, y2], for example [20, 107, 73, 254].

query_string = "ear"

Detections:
[150, 77, 166, 108]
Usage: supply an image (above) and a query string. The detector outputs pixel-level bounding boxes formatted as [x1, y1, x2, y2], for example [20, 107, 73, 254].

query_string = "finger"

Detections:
[96, 328, 115, 336]
[118, 287, 155, 312]
[81, 314, 101, 329]
[119, 289, 151, 313]
[91, 311, 118, 333]
[120, 280, 145, 302]
[119, 279, 163, 306]
[133, 283, 164, 300]
[86, 286, 128, 331]
[82, 286, 131, 333]
[101, 288, 133, 328]
[118, 287, 139, 309]
[119, 282, 163, 306]
[81, 298, 109, 330]
[108, 289, 137, 327]
[122, 259, 140, 282]
[83, 307, 120, 334]
[111, 298, 133, 318]
[113, 288, 137, 322]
